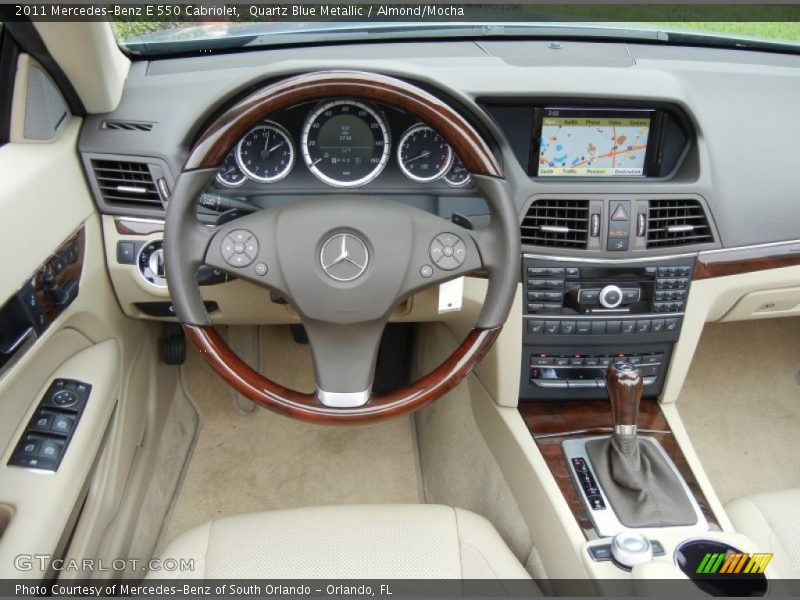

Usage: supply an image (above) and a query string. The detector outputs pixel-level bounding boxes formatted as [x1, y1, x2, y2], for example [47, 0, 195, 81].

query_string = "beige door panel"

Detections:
[0, 55, 172, 580]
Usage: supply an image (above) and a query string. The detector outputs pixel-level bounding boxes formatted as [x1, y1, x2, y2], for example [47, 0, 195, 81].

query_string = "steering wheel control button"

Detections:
[430, 233, 466, 271]
[320, 233, 369, 282]
[222, 230, 257, 268]
[52, 390, 78, 408]
[254, 263, 268, 276]
[420, 265, 433, 278]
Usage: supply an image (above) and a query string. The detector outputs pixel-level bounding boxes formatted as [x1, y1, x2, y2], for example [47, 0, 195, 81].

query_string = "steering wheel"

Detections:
[165, 71, 519, 424]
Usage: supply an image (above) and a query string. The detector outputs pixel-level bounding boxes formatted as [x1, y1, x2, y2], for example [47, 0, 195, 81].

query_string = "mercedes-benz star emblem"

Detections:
[320, 233, 369, 282]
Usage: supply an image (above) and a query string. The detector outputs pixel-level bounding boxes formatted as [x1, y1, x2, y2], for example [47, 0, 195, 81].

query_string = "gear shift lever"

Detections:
[584, 361, 698, 529]
[606, 361, 643, 438]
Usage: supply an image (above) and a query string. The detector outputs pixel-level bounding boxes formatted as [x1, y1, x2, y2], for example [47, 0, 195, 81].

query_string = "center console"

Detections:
[520, 256, 693, 400]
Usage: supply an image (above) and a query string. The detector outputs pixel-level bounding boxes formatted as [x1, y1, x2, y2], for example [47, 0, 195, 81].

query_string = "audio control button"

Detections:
[560, 321, 576, 335]
[544, 321, 560, 335]
[578, 289, 600, 304]
[527, 279, 551, 289]
[527, 320, 544, 334]
[599, 285, 623, 309]
[621, 288, 641, 303]
[576, 321, 591, 335]
[591, 321, 607, 335]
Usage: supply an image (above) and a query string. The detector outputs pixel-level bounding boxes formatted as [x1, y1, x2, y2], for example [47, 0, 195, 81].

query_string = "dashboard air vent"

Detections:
[521, 199, 590, 248]
[101, 119, 155, 132]
[90, 159, 163, 207]
[646, 199, 713, 248]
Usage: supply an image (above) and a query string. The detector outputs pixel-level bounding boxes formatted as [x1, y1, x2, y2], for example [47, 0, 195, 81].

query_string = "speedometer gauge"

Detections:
[215, 152, 247, 187]
[397, 124, 453, 183]
[302, 100, 390, 187]
[236, 121, 295, 183]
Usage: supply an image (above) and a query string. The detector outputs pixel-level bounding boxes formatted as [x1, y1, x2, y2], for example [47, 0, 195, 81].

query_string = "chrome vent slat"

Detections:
[101, 120, 156, 132]
[646, 199, 713, 248]
[523, 216, 589, 223]
[97, 177, 158, 187]
[91, 159, 163, 207]
[521, 199, 590, 249]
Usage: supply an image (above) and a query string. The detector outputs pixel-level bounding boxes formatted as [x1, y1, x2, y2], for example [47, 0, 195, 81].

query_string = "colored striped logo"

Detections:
[696, 552, 773, 574]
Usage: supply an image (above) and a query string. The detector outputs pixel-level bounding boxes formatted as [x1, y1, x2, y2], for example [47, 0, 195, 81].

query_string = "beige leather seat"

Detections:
[726, 489, 800, 578]
[149, 504, 532, 580]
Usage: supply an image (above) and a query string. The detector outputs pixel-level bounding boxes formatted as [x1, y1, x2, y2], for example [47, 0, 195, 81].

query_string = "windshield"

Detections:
[112, 12, 800, 57]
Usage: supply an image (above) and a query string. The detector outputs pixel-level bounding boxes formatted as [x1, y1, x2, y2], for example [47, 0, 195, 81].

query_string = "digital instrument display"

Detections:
[535, 108, 652, 177]
[302, 100, 390, 187]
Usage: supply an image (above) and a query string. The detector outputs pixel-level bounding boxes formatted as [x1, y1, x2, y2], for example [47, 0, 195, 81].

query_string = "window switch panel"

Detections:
[8, 378, 91, 471]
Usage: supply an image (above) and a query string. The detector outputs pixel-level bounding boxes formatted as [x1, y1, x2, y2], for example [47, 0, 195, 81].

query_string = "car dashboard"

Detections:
[77, 38, 800, 403]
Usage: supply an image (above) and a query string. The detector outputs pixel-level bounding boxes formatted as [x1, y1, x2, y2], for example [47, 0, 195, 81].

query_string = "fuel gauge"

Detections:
[443, 156, 471, 187]
[215, 152, 247, 188]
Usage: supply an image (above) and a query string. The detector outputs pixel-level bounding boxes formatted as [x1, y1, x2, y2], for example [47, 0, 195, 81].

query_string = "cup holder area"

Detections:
[0, 504, 13, 540]
[675, 539, 768, 597]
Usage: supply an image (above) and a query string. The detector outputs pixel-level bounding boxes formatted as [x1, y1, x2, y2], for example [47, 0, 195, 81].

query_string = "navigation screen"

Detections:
[536, 108, 651, 177]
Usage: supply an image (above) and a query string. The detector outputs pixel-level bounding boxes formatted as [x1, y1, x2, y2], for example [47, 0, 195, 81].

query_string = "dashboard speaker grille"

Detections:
[646, 199, 713, 248]
[101, 119, 155, 132]
[91, 159, 163, 207]
[521, 199, 589, 248]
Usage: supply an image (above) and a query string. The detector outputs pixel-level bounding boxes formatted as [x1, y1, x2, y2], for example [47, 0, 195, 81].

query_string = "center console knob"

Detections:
[611, 531, 653, 568]
[599, 284, 623, 308]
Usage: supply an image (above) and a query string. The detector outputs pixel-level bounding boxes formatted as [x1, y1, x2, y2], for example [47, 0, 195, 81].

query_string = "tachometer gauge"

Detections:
[397, 124, 453, 183]
[215, 152, 247, 187]
[235, 121, 295, 183]
[443, 156, 472, 187]
[302, 100, 390, 187]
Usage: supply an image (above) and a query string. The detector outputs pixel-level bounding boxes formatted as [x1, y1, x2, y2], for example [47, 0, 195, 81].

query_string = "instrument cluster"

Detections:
[214, 98, 471, 190]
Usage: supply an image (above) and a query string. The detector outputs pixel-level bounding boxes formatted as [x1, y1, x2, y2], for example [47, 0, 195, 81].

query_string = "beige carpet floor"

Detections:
[160, 326, 420, 548]
[678, 317, 800, 504]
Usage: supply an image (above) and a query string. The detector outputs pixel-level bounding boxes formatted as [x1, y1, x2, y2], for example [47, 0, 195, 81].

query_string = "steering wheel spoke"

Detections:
[395, 209, 485, 300]
[303, 319, 386, 407]
[202, 208, 288, 296]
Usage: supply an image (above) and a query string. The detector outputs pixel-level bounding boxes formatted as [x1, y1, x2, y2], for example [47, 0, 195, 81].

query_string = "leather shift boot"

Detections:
[586, 435, 698, 528]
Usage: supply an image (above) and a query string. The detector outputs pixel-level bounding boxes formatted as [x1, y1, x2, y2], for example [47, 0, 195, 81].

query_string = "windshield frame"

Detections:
[114, 21, 800, 60]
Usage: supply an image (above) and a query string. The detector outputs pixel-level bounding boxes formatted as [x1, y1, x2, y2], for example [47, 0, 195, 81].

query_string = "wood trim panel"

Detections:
[184, 71, 502, 178]
[519, 399, 720, 538]
[694, 241, 800, 280]
[34, 227, 86, 323]
[114, 218, 164, 236]
[184, 324, 500, 424]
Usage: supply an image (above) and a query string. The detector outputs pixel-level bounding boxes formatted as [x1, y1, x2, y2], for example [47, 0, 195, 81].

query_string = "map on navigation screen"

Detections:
[537, 111, 651, 177]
